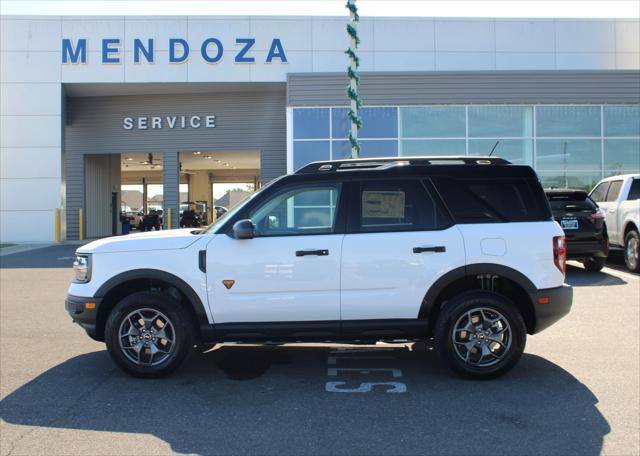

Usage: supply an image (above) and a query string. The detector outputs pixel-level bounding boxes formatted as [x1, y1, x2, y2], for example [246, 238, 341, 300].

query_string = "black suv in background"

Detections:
[545, 189, 609, 272]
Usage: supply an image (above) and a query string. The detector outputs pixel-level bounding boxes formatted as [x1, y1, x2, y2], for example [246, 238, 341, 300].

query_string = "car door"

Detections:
[602, 180, 624, 242]
[206, 182, 345, 324]
[340, 178, 465, 322]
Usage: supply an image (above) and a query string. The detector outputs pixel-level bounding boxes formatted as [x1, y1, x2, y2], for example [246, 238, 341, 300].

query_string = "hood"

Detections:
[77, 228, 203, 254]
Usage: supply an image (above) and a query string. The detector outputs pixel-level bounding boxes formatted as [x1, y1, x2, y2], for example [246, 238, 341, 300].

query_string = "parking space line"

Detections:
[602, 267, 639, 282]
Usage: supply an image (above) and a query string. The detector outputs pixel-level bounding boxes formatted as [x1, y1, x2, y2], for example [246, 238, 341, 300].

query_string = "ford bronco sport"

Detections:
[66, 156, 573, 379]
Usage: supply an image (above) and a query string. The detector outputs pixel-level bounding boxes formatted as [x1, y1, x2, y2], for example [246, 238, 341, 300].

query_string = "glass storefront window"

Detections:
[400, 139, 466, 156]
[293, 108, 329, 139]
[604, 106, 640, 137]
[400, 107, 465, 138]
[468, 139, 533, 165]
[536, 139, 601, 171]
[359, 140, 398, 158]
[537, 172, 602, 191]
[604, 139, 640, 173]
[536, 106, 601, 137]
[293, 141, 329, 170]
[468, 106, 533, 137]
[332, 140, 352, 160]
[332, 107, 398, 139]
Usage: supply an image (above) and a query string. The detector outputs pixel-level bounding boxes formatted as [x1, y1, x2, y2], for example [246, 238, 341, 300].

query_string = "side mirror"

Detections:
[232, 219, 255, 239]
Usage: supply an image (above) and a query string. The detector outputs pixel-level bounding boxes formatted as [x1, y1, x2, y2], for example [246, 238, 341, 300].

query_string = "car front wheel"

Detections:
[435, 291, 526, 379]
[105, 291, 193, 378]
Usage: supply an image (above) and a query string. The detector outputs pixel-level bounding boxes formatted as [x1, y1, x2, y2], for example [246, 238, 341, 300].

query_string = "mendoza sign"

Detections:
[62, 37, 287, 64]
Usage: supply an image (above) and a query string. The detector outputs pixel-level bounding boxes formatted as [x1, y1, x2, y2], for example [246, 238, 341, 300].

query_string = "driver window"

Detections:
[249, 184, 340, 236]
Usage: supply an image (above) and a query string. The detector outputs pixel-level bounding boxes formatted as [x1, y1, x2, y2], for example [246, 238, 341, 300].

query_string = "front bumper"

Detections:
[529, 284, 573, 334]
[65, 294, 101, 339]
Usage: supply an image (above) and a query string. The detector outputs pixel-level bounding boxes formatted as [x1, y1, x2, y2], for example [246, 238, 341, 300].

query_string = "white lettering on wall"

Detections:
[122, 115, 216, 130]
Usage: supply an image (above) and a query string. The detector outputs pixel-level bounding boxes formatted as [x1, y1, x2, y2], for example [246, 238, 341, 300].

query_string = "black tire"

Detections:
[434, 291, 526, 379]
[624, 230, 640, 273]
[583, 256, 606, 272]
[105, 291, 194, 378]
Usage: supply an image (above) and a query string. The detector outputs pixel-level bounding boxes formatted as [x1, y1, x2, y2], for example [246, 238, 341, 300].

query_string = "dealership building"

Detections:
[1, 15, 639, 242]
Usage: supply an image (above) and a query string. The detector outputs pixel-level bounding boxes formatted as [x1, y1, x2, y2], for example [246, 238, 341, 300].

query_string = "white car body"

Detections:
[589, 174, 640, 248]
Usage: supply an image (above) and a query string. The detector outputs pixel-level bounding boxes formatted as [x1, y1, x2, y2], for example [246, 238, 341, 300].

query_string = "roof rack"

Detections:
[295, 156, 512, 174]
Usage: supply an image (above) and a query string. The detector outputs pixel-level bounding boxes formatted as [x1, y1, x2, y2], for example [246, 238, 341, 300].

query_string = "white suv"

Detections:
[66, 156, 573, 379]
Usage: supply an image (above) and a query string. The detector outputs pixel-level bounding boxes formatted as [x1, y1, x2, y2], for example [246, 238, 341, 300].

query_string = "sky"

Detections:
[1, 0, 639, 18]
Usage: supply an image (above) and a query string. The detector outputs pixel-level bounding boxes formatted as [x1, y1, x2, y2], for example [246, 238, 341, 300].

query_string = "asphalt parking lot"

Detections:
[1, 245, 638, 456]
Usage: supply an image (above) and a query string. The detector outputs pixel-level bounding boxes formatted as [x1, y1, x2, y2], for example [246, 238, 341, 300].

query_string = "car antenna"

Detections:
[488, 140, 500, 157]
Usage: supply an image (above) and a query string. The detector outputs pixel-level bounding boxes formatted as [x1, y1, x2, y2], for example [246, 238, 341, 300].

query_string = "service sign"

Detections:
[122, 115, 216, 131]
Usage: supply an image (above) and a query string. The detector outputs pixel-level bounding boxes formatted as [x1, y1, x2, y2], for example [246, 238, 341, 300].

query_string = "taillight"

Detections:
[591, 208, 605, 219]
[553, 236, 567, 275]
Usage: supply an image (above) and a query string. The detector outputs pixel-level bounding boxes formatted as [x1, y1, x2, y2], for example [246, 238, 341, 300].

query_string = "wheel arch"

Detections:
[93, 269, 209, 342]
[420, 264, 537, 336]
[623, 220, 638, 238]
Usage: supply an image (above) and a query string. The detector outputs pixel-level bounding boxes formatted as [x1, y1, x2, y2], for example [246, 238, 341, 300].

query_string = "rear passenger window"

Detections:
[606, 180, 623, 202]
[589, 182, 610, 203]
[432, 177, 551, 223]
[357, 180, 450, 232]
[628, 179, 640, 200]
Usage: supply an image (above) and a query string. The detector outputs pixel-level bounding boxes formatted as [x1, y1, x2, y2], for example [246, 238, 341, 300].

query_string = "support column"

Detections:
[162, 151, 180, 229]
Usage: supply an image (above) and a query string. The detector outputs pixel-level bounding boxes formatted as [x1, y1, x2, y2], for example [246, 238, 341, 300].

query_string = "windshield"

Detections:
[201, 177, 281, 234]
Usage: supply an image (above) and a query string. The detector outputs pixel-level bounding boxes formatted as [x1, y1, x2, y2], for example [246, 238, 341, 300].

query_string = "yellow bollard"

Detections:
[167, 207, 172, 230]
[79, 208, 84, 241]
[54, 208, 61, 243]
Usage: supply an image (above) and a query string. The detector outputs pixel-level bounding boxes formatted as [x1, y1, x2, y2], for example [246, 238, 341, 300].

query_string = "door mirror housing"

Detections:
[232, 219, 255, 239]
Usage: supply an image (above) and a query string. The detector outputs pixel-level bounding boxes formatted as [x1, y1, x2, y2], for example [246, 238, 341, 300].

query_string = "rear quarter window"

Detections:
[432, 177, 551, 223]
[627, 179, 640, 200]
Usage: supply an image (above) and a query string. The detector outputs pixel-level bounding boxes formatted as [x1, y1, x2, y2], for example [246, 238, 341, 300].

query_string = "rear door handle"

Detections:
[413, 246, 446, 253]
[296, 249, 329, 257]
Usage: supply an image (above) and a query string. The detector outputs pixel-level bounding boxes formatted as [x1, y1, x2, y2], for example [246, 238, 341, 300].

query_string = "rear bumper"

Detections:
[65, 294, 101, 339]
[529, 284, 573, 334]
[566, 239, 608, 259]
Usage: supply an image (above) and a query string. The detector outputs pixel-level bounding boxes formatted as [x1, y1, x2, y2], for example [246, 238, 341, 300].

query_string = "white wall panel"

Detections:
[0, 51, 60, 83]
[616, 53, 640, 70]
[436, 52, 495, 70]
[0, 83, 61, 116]
[250, 18, 311, 51]
[556, 20, 616, 53]
[374, 51, 434, 71]
[373, 19, 435, 52]
[616, 21, 640, 53]
[61, 51, 124, 82]
[124, 17, 188, 51]
[0, 116, 61, 148]
[0, 178, 61, 210]
[0, 210, 55, 243]
[187, 18, 250, 46]
[187, 54, 251, 82]
[435, 20, 495, 52]
[0, 18, 61, 51]
[61, 18, 125, 52]
[496, 53, 556, 70]
[0, 147, 61, 179]
[124, 51, 188, 82]
[556, 53, 616, 70]
[495, 21, 555, 52]
[250, 51, 313, 82]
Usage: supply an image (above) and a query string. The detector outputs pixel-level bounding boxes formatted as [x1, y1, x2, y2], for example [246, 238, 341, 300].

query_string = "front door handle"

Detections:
[296, 249, 329, 257]
[413, 246, 446, 253]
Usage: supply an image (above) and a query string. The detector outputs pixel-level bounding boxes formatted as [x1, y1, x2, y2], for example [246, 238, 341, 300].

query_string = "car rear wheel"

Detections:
[105, 291, 193, 378]
[435, 291, 526, 379]
[583, 256, 606, 272]
[624, 230, 640, 273]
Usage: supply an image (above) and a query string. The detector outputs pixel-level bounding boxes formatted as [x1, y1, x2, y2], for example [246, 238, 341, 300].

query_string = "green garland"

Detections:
[345, 0, 362, 158]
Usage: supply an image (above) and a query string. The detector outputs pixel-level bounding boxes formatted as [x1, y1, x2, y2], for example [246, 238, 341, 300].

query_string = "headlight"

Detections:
[72, 254, 91, 283]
